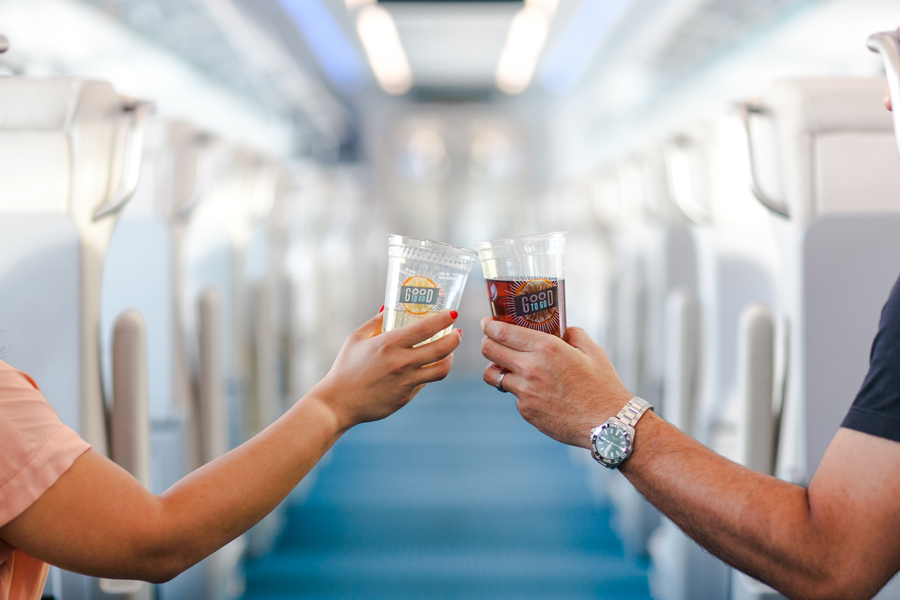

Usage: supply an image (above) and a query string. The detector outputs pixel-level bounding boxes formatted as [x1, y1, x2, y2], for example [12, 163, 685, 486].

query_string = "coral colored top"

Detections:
[0, 360, 90, 600]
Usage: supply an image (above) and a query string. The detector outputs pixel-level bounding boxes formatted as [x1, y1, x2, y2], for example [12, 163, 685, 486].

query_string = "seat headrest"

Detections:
[765, 78, 892, 133]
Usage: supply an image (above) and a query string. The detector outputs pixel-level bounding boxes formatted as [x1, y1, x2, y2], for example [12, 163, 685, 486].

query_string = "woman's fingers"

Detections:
[414, 353, 454, 386]
[480, 335, 526, 373]
[389, 311, 459, 348]
[409, 329, 461, 367]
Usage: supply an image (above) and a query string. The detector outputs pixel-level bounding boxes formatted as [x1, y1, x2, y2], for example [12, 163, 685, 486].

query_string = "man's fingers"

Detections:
[480, 317, 550, 352]
[414, 353, 454, 386]
[483, 362, 517, 394]
[886, 84, 893, 112]
[409, 329, 461, 367]
[480, 336, 526, 373]
[389, 311, 459, 348]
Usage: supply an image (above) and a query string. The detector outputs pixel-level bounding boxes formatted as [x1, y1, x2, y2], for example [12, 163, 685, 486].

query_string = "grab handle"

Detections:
[867, 28, 900, 157]
[662, 137, 712, 225]
[736, 304, 776, 475]
[92, 100, 154, 221]
[198, 287, 228, 464]
[101, 310, 150, 597]
[109, 310, 150, 486]
[736, 102, 790, 219]
[177, 134, 216, 220]
[663, 287, 699, 436]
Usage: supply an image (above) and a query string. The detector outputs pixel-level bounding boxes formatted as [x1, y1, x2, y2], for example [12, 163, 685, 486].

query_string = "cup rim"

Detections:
[474, 231, 568, 250]
[387, 234, 477, 261]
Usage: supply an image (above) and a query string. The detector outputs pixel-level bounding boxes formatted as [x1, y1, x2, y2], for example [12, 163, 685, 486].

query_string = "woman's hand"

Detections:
[313, 309, 461, 431]
[480, 318, 632, 448]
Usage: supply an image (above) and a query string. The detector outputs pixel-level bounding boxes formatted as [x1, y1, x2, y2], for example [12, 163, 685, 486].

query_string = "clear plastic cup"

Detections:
[382, 235, 477, 344]
[476, 232, 567, 338]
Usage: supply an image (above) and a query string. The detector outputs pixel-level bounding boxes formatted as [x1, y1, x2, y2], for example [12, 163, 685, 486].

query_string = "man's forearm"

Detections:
[618, 411, 838, 599]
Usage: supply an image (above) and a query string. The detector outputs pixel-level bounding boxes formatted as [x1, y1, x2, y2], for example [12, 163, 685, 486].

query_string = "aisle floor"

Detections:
[240, 376, 653, 600]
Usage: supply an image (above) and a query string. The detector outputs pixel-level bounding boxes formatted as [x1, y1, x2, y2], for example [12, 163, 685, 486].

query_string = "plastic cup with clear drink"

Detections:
[476, 232, 567, 338]
[382, 235, 477, 345]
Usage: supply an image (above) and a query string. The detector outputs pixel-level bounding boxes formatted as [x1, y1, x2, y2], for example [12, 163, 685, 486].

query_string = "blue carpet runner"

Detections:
[240, 376, 653, 600]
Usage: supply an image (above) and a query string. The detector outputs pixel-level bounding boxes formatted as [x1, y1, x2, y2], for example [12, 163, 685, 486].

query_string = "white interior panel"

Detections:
[0, 214, 81, 431]
[0, 132, 70, 213]
[815, 132, 900, 214]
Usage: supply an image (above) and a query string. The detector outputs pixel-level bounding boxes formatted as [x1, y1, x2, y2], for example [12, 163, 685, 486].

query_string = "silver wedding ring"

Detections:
[496, 370, 509, 393]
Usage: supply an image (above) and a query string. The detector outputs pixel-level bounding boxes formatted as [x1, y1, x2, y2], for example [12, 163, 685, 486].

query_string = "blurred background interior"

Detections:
[2, 0, 900, 598]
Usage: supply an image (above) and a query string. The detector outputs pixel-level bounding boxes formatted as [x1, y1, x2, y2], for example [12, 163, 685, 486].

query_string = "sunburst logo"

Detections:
[397, 275, 444, 316]
[489, 278, 560, 335]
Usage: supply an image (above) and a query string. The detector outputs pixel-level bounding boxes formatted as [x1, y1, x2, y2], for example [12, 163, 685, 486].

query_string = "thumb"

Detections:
[565, 327, 604, 358]
[357, 306, 386, 338]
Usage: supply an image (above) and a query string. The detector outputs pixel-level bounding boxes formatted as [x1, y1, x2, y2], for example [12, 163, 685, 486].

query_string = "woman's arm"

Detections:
[0, 309, 460, 582]
[480, 319, 900, 600]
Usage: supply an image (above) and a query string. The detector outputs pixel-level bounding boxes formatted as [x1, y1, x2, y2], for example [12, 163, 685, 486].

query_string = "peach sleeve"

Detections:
[0, 360, 90, 528]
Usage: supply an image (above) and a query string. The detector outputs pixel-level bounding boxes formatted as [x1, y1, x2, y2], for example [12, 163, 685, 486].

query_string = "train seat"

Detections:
[741, 77, 900, 599]
[0, 77, 151, 600]
[602, 149, 700, 559]
[741, 78, 900, 487]
[648, 113, 781, 600]
[100, 118, 216, 600]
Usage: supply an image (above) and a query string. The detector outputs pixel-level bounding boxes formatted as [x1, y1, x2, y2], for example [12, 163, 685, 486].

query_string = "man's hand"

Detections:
[480, 318, 632, 448]
[315, 309, 460, 431]
[886, 83, 893, 111]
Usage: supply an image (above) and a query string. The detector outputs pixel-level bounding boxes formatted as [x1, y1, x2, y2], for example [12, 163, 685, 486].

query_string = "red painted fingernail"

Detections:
[458, 329, 463, 337]
[379, 305, 384, 313]
[450, 310, 458, 320]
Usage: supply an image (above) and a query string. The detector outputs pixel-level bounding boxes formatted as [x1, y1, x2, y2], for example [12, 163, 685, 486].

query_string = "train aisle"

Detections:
[240, 375, 652, 600]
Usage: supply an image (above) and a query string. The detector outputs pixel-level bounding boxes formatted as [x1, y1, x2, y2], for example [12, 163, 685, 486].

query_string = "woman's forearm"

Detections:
[0, 392, 345, 583]
[144, 393, 344, 580]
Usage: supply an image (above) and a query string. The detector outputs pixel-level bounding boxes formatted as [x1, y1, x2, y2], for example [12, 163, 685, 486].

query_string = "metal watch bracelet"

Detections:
[616, 396, 652, 427]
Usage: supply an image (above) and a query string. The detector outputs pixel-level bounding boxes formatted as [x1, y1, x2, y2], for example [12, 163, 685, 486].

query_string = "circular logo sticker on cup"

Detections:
[485, 277, 563, 336]
[514, 278, 559, 325]
[400, 276, 443, 315]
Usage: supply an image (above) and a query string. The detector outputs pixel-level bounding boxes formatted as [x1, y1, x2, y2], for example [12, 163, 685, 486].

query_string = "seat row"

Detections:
[0, 76, 363, 600]
[558, 38, 900, 600]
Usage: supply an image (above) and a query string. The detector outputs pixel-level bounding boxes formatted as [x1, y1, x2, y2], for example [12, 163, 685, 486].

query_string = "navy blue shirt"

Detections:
[842, 274, 900, 443]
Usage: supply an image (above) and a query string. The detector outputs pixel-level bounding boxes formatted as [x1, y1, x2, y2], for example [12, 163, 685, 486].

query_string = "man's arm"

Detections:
[0, 310, 460, 583]
[624, 414, 900, 600]
[480, 319, 900, 600]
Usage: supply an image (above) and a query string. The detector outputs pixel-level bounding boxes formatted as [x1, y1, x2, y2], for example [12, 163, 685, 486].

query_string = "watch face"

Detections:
[597, 423, 629, 461]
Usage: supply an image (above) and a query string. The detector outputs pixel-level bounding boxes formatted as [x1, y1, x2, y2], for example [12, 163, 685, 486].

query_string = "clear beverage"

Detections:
[476, 232, 567, 338]
[382, 235, 477, 345]
[485, 278, 566, 336]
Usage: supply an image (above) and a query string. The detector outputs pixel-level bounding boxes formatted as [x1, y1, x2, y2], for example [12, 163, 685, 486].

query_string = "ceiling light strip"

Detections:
[355, 5, 413, 95]
[495, 3, 553, 95]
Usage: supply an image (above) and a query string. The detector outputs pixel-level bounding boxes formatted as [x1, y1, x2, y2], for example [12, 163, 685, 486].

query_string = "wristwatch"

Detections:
[590, 397, 653, 469]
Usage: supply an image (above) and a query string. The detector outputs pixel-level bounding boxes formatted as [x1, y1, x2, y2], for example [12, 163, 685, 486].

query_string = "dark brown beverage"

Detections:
[485, 277, 566, 337]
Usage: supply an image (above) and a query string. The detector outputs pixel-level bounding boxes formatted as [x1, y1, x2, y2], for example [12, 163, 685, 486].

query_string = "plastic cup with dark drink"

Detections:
[476, 232, 567, 338]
